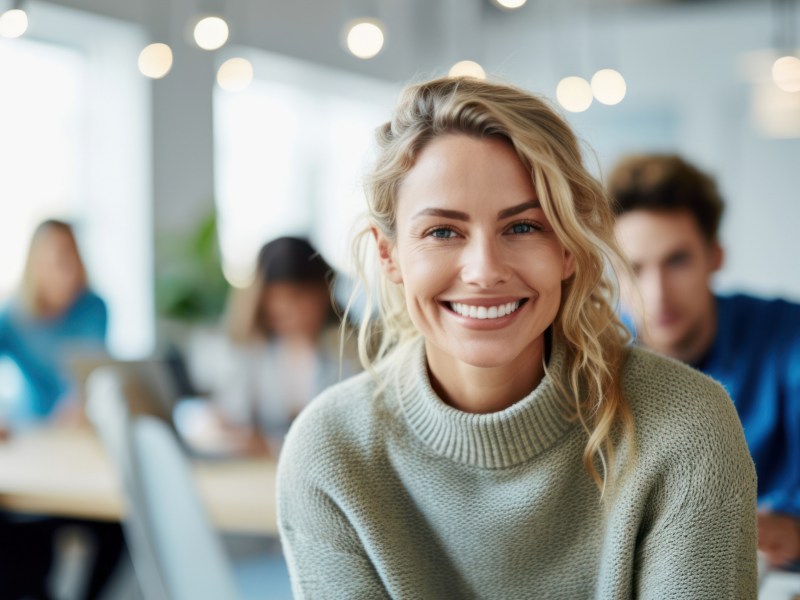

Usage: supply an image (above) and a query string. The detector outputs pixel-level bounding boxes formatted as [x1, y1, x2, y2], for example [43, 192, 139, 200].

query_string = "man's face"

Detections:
[614, 209, 722, 361]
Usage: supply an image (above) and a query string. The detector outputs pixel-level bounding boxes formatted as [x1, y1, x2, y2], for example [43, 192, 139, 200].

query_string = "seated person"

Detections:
[200, 236, 359, 454]
[0, 219, 122, 599]
[277, 78, 756, 597]
[0, 219, 106, 429]
[609, 154, 800, 569]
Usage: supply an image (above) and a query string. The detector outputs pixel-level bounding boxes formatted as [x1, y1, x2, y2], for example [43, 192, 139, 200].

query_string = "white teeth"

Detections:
[449, 301, 522, 320]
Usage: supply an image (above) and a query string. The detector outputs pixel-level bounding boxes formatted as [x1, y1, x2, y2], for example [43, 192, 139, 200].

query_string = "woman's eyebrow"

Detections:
[412, 208, 470, 221]
[411, 200, 540, 222]
[497, 200, 540, 220]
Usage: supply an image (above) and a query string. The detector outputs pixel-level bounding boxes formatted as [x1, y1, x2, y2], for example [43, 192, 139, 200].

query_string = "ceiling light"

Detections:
[493, 0, 527, 9]
[217, 57, 253, 92]
[345, 20, 385, 59]
[0, 8, 28, 38]
[772, 55, 800, 93]
[590, 69, 626, 105]
[194, 16, 229, 51]
[138, 43, 173, 79]
[556, 76, 593, 113]
[449, 60, 487, 80]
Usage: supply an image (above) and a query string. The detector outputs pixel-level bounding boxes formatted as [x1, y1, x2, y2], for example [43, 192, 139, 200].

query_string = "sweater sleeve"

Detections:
[635, 381, 758, 599]
[277, 403, 391, 599]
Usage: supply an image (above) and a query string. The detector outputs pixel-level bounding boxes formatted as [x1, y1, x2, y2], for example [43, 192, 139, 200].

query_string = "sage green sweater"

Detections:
[277, 338, 757, 599]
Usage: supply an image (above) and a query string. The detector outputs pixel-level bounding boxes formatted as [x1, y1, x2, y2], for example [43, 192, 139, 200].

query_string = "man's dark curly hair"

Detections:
[608, 154, 724, 243]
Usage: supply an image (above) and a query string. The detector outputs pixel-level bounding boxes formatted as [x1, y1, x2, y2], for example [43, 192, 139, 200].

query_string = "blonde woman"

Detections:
[277, 78, 756, 598]
[0, 219, 107, 425]
[0, 219, 122, 600]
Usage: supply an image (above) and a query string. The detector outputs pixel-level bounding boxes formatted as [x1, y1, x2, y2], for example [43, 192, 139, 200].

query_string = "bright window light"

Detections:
[0, 11, 153, 359]
[214, 52, 397, 284]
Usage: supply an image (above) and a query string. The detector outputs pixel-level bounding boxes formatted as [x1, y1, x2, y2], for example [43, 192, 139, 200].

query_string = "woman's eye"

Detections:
[508, 222, 539, 234]
[428, 227, 457, 239]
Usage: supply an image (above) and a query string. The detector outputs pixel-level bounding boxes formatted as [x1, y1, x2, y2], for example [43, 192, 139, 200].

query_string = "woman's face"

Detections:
[375, 134, 574, 371]
[261, 281, 330, 340]
[32, 229, 84, 313]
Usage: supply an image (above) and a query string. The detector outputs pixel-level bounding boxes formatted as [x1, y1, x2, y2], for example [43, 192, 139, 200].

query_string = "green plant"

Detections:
[155, 211, 229, 323]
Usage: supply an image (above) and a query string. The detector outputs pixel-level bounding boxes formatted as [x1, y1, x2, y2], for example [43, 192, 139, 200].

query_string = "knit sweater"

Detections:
[277, 338, 757, 599]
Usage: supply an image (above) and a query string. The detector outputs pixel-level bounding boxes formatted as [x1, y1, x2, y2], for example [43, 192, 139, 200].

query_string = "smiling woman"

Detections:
[276, 77, 757, 599]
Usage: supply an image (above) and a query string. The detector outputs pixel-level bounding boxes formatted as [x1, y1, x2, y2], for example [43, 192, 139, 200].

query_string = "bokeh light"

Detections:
[0, 9, 28, 39]
[493, 0, 528, 9]
[345, 20, 385, 59]
[138, 43, 173, 79]
[449, 60, 486, 80]
[556, 76, 593, 112]
[772, 56, 800, 93]
[194, 16, 229, 51]
[216, 58, 254, 92]
[591, 69, 627, 105]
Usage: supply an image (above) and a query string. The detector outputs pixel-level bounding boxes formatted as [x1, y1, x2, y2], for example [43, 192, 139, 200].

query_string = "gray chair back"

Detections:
[87, 366, 239, 600]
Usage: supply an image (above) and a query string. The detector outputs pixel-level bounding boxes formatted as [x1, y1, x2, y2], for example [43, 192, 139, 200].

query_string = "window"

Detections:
[0, 4, 152, 359]
[214, 50, 398, 285]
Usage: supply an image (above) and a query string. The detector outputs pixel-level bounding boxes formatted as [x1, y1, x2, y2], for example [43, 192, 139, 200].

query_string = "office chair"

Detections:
[86, 366, 239, 600]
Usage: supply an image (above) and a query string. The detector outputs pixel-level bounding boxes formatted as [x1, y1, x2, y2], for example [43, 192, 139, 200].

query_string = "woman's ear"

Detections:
[371, 225, 403, 284]
[561, 248, 576, 281]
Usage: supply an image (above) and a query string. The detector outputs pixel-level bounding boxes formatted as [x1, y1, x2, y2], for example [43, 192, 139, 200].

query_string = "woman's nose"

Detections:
[459, 236, 511, 289]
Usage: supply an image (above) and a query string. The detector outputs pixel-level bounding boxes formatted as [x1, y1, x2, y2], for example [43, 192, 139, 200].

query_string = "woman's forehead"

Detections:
[396, 135, 538, 217]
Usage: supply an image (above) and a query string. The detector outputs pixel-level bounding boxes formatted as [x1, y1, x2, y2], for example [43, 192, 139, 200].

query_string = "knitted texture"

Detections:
[277, 338, 757, 599]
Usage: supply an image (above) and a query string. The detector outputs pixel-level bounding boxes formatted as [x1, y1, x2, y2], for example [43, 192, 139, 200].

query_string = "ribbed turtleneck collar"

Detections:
[398, 336, 576, 469]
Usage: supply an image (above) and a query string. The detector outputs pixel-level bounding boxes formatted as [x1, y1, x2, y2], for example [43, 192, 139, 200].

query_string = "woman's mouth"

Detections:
[444, 299, 528, 320]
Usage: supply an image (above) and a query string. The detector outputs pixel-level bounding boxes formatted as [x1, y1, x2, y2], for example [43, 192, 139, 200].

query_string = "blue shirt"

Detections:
[0, 290, 107, 422]
[625, 293, 800, 516]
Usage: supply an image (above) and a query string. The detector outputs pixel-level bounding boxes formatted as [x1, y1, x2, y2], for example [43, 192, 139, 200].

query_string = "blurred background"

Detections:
[0, 0, 798, 362]
[0, 0, 798, 597]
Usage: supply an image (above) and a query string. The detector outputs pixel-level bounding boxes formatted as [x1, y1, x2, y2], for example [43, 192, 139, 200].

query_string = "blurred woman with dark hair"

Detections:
[206, 236, 359, 454]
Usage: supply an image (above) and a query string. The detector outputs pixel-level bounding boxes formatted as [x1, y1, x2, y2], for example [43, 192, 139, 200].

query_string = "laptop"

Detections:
[67, 351, 242, 460]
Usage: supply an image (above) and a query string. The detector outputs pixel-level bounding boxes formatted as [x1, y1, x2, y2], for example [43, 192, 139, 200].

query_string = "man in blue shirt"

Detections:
[609, 154, 800, 569]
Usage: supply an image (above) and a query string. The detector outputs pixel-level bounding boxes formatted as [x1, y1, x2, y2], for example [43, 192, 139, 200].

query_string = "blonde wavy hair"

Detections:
[349, 77, 633, 492]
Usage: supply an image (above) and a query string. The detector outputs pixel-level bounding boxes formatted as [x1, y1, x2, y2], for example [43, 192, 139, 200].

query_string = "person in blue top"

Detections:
[0, 218, 107, 427]
[0, 219, 122, 599]
[609, 153, 800, 569]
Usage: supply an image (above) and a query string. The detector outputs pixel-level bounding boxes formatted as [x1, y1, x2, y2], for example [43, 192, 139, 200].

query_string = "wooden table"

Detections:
[0, 426, 277, 536]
